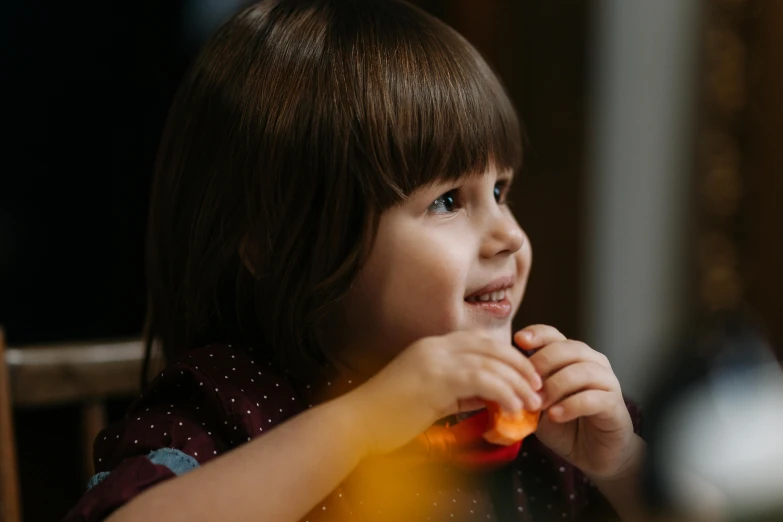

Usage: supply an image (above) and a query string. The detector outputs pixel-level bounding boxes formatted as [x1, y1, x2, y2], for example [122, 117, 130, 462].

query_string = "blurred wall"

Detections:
[583, 0, 701, 401]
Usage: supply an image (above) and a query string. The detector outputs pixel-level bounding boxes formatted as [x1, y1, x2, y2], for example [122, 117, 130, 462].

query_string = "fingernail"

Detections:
[549, 405, 564, 418]
[532, 373, 543, 390]
[528, 394, 541, 410]
[520, 331, 533, 342]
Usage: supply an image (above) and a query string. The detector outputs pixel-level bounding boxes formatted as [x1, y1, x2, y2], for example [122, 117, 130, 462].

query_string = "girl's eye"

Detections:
[494, 181, 509, 203]
[428, 190, 458, 213]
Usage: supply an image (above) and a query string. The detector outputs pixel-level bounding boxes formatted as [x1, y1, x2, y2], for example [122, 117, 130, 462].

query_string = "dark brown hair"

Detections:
[144, 0, 522, 381]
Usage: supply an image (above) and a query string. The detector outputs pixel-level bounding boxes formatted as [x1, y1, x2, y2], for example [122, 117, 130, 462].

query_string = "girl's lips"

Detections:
[464, 275, 516, 300]
[464, 297, 513, 318]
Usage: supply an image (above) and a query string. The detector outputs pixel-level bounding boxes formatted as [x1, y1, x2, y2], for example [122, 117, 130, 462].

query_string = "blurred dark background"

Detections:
[1, 0, 781, 520]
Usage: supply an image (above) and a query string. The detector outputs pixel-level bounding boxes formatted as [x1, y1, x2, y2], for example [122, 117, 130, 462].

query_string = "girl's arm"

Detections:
[590, 435, 650, 522]
[107, 329, 543, 522]
[107, 394, 369, 522]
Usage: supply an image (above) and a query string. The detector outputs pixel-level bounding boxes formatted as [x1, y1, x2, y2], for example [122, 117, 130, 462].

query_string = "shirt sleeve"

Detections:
[62, 361, 230, 521]
[63, 343, 308, 522]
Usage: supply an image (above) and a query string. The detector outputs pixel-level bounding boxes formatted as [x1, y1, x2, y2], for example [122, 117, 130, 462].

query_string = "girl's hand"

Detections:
[514, 325, 638, 481]
[343, 329, 543, 457]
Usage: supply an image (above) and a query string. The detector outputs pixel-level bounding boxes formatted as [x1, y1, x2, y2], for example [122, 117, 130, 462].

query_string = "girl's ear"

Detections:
[239, 234, 259, 278]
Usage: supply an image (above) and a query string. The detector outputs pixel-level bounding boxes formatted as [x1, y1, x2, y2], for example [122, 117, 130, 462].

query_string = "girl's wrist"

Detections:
[588, 434, 646, 485]
[588, 435, 649, 522]
[330, 388, 379, 460]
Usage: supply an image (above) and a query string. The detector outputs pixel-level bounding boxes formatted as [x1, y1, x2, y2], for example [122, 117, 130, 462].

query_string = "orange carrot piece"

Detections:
[482, 402, 539, 446]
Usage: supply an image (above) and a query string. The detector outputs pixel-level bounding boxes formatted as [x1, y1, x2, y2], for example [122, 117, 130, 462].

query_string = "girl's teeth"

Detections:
[470, 289, 507, 302]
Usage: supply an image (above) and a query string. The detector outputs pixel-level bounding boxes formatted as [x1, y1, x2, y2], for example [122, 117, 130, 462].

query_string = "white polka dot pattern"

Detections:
[77, 343, 641, 522]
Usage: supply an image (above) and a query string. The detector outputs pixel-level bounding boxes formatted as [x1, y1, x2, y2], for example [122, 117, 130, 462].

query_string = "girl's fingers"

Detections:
[456, 397, 488, 413]
[472, 356, 542, 411]
[514, 324, 566, 351]
[461, 370, 523, 414]
[460, 332, 543, 391]
[539, 361, 616, 410]
[546, 390, 618, 423]
[528, 340, 612, 379]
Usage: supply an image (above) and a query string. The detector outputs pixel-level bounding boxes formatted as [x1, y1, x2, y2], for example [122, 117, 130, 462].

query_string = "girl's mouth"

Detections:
[465, 290, 513, 318]
[465, 289, 507, 303]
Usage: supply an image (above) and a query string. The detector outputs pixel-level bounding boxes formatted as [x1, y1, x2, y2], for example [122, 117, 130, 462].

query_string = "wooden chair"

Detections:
[0, 330, 162, 522]
[1, 329, 21, 522]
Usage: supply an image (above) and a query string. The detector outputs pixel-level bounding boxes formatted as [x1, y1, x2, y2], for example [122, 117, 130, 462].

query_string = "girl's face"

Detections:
[328, 166, 532, 376]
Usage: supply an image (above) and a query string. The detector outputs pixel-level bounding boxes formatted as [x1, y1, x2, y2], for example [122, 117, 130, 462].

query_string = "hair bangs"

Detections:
[338, 0, 524, 208]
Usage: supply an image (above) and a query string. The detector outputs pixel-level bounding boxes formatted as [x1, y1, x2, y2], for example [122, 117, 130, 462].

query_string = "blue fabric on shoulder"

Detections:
[86, 472, 110, 491]
[146, 447, 200, 476]
[86, 448, 200, 490]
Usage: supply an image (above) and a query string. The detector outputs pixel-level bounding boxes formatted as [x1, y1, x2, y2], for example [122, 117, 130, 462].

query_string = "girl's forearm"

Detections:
[107, 394, 370, 522]
[590, 435, 650, 522]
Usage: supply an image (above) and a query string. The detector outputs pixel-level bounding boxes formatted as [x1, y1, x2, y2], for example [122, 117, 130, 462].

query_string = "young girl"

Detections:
[66, 1, 645, 521]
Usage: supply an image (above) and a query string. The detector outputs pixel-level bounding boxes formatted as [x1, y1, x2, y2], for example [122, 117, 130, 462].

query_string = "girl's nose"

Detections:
[480, 209, 525, 259]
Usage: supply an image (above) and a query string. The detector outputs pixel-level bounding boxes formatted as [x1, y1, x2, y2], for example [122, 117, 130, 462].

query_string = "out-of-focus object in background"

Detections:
[644, 311, 783, 522]
[0, 335, 162, 522]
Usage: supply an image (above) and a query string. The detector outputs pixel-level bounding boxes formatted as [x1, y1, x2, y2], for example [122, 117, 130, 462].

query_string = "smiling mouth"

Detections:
[465, 289, 508, 303]
[464, 288, 513, 319]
